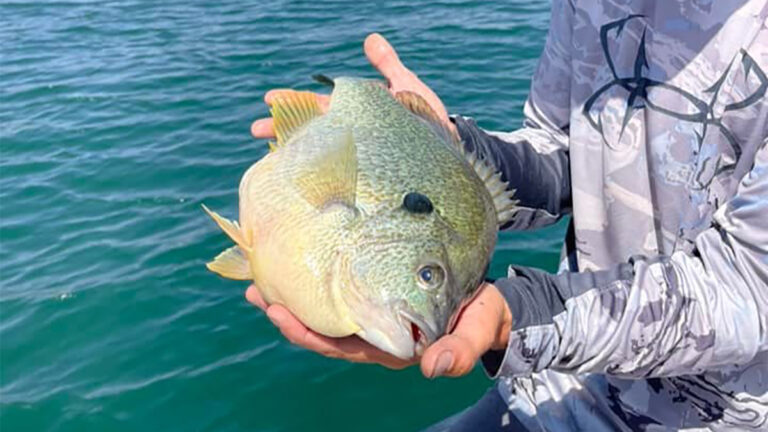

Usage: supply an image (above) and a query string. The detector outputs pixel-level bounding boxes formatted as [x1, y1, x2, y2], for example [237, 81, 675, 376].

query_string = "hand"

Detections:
[250, 32, 455, 140]
[245, 282, 512, 378]
[419, 283, 512, 378]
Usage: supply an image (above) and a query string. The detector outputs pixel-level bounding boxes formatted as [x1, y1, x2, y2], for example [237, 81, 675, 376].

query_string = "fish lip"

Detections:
[343, 270, 421, 359]
[397, 309, 438, 356]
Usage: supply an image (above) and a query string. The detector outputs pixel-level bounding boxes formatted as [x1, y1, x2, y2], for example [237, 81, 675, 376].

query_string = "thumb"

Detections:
[421, 331, 486, 378]
[364, 33, 413, 85]
[419, 283, 510, 378]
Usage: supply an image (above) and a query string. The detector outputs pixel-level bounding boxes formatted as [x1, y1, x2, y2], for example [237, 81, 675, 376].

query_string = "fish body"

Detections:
[205, 78, 516, 358]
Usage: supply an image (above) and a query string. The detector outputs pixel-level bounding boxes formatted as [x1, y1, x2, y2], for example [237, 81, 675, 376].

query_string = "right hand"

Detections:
[246, 282, 513, 378]
[250, 32, 454, 139]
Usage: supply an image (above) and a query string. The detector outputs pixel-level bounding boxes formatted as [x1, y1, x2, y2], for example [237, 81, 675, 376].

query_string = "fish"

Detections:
[203, 77, 516, 359]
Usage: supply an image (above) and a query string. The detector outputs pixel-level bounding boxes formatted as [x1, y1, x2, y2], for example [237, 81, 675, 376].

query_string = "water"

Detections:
[0, 1, 563, 430]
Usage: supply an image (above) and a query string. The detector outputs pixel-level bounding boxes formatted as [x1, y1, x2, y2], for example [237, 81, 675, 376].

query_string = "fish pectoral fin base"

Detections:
[202, 204, 249, 250]
[293, 130, 357, 209]
[207, 246, 252, 280]
[395, 91, 460, 145]
[270, 91, 322, 148]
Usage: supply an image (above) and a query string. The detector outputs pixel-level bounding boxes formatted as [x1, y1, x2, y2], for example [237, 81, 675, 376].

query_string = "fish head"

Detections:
[340, 236, 463, 360]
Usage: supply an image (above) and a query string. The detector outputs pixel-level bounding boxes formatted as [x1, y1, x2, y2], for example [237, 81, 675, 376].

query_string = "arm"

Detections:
[483, 143, 768, 378]
[454, 0, 574, 230]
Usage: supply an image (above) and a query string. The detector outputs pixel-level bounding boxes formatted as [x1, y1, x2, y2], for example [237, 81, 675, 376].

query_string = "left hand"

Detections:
[245, 282, 512, 378]
[250, 33, 455, 140]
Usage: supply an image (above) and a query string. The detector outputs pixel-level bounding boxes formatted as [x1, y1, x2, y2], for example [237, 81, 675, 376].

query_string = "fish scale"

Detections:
[204, 77, 516, 359]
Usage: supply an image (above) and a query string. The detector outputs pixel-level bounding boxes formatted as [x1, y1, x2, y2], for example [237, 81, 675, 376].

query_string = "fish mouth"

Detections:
[397, 309, 439, 357]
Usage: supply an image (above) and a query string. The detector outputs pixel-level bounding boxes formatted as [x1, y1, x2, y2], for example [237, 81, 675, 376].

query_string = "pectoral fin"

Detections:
[207, 246, 252, 280]
[293, 130, 357, 209]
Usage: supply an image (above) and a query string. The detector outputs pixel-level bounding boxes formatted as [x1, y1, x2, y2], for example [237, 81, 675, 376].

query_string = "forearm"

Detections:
[484, 144, 768, 378]
[485, 251, 767, 379]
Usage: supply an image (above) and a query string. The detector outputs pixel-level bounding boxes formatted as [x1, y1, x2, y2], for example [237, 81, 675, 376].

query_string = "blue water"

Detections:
[1, 1, 563, 430]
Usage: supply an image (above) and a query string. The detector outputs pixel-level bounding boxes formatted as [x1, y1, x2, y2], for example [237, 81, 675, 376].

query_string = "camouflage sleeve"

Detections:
[483, 142, 768, 378]
[451, 0, 573, 231]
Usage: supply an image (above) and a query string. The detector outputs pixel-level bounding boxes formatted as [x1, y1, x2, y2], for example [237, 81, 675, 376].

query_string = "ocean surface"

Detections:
[1, 1, 565, 430]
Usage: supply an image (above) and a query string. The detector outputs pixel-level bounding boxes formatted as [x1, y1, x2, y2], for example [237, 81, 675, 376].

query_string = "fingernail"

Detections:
[431, 351, 453, 378]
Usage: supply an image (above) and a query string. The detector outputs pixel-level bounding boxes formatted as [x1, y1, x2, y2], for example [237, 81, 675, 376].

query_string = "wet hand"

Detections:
[250, 33, 454, 139]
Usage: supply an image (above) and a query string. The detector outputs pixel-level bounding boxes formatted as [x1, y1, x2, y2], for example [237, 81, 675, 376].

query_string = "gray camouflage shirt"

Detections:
[454, 0, 768, 430]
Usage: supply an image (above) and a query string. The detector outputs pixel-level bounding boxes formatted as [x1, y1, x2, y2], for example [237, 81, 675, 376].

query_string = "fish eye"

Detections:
[420, 267, 433, 282]
[403, 192, 433, 214]
[417, 264, 444, 289]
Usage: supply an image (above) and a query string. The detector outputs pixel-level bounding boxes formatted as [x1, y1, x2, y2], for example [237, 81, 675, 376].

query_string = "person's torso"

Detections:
[566, 0, 768, 271]
[506, 2, 768, 430]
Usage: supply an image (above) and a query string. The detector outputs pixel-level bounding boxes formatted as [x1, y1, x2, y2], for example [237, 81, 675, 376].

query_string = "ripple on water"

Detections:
[1, 1, 563, 431]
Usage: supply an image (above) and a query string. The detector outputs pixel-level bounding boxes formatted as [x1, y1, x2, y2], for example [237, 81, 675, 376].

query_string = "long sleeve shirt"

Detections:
[454, 0, 768, 430]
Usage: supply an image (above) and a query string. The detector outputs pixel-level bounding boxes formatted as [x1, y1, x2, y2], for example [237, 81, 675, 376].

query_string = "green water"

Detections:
[1, 1, 563, 430]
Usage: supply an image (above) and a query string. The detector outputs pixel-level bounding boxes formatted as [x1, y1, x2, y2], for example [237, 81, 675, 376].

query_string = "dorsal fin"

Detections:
[269, 91, 322, 148]
[395, 91, 460, 144]
[462, 151, 519, 226]
[312, 74, 335, 88]
[487, 170, 519, 226]
[293, 130, 357, 209]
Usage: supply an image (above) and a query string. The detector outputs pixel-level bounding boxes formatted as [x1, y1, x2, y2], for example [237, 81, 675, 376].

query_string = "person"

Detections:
[248, 0, 768, 429]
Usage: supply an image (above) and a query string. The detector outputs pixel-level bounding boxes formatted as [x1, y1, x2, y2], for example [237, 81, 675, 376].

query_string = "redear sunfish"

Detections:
[204, 77, 516, 359]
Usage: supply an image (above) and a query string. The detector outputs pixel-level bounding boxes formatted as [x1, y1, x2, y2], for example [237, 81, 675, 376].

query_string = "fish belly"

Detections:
[239, 151, 360, 337]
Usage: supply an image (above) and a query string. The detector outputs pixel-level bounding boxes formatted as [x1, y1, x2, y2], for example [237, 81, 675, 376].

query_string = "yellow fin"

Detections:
[395, 91, 460, 144]
[202, 204, 250, 251]
[270, 91, 321, 147]
[293, 130, 357, 209]
[207, 246, 252, 280]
